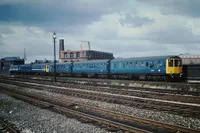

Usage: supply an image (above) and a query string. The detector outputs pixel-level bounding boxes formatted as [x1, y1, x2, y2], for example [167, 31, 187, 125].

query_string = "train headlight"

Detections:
[180, 73, 182, 77]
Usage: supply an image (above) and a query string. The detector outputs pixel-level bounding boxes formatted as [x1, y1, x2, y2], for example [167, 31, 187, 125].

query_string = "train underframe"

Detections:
[107, 73, 182, 81]
[10, 71, 183, 81]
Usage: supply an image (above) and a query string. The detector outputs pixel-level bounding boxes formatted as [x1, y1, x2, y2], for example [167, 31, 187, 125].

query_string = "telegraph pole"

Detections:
[52, 32, 57, 82]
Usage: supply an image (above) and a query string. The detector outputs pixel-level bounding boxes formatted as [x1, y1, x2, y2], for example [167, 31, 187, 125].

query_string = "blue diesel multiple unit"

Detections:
[31, 64, 47, 74]
[9, 55, 183, 80]
[9, 65, 19, 74]
[18, 64, 32, 73]
[49, 62, 72, 74]
[73, 60, 110, 75]
[110, 56, 170, 79]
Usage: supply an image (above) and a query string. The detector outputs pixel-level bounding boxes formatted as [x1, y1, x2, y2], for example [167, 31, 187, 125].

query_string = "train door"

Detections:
[107, 60, 111, 73]
[166, 59, 173, 74]
[46, 64, 49, 72]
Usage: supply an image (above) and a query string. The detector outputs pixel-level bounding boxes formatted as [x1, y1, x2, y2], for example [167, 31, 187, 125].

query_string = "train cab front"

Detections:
[166, 57, 183, 81]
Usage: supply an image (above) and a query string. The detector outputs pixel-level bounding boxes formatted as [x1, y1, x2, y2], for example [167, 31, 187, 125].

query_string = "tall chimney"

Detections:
[59, 39, 64, 59]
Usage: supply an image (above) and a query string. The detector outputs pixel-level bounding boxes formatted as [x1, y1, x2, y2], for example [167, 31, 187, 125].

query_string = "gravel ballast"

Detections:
[1, 82, 200, 131]
[0, 93, 111, 133]
[23, 87, 200, 130]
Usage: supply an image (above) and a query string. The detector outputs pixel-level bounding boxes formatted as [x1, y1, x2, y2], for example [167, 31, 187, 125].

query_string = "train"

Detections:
[9, 55, 183, 81]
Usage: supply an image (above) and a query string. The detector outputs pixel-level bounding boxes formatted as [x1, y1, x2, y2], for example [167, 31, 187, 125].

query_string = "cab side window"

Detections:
[168, 60, 173, 67]
[175, 60, 178, 67]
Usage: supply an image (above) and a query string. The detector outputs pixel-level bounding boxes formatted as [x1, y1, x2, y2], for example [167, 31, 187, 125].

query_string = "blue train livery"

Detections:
[9, 65, 19, 74]
[48, 63, 72, 73]
[72, 59, 110, 75]
[31, 64, 47, 73]
[18, 64, 32, 73]
[110, 55, 182, 80]
[9, 55, 183, 81]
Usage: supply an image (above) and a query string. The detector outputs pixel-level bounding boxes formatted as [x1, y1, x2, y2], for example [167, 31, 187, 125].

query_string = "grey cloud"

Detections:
[138, 0, 200, 17]
[91, 39, 200, 58]
[119, 15, 154, 27]
[91, 40, 163, 55]
[0, 25, 13, 34]
[0, 0, 130, 33]
[0, 34, 5, 46]
[1, 0, 200, 60]
[144, 26, 200, 44]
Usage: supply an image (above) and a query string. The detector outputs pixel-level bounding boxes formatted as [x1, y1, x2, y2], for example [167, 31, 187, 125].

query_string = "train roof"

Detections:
[32, 63, 47, 66]
[19, 64, 32, 66]
[73, 59, 110, 64]
[111, 55, 181, 62]
[48, 62, 72, 65]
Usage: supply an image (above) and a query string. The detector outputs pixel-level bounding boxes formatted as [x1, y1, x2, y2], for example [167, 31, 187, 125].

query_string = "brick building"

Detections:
[59, 39, 114, 62]
[60, 50, 114, 62]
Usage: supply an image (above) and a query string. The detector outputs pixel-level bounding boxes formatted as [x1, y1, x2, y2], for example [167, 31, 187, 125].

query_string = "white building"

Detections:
[179, 53, 200, 64]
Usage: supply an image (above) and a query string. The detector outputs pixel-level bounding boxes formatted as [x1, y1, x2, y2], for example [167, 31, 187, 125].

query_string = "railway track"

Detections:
[14, 78, 200, 104]
[1, 79, 200, 118]
[2, 77, 200, 104]
[7, 75, 200, 96]
[0, 117, 20, 133]
[3, 78, 200, 104]
[0, 86, 199, 133]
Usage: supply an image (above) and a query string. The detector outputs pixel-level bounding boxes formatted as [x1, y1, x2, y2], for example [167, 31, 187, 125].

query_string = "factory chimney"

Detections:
[59, 39, 64, 59]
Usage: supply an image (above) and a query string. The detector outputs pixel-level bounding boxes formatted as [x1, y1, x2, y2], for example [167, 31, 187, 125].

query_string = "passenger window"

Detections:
[150, 62, 154, 68]
[168, 60, 173, 67]
[135, 62, 138, 68]
[140, 61, 144, 67]
[130, 62, 132, 67]
[146, 62, 148, 67]
[157, 61, 162, 68]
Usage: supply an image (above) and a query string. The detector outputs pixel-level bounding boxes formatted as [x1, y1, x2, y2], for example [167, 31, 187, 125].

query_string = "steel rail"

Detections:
[0, 118, 20, 133]
[2, 78, 200, 104]
[0, 89, 151, 133]
[3, 76, 200, 96]
[1, 80, 200, 118]
[1, 87, 200, 133]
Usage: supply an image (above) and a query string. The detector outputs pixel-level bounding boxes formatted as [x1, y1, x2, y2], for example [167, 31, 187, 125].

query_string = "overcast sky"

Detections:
[0, 0, 200, 63]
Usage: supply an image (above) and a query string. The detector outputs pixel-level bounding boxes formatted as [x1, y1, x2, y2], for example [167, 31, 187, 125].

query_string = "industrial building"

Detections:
[0, 57, 25, 69]
[179, 53, 200, 64]
[59, 40, 114, 62]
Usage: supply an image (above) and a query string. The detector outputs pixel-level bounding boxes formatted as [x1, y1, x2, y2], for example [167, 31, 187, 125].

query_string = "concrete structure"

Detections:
[59, 40, 114, 62]
[0, 57, 25, 69]
[59, 39, 65, 60]
[60, 50, 114, 62]
[80, 41, 91, 50]
[179, 53, 200, 64]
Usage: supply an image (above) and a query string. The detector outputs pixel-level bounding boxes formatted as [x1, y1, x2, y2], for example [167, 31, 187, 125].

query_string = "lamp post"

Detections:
[53, 32, 57, 82]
